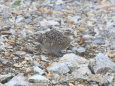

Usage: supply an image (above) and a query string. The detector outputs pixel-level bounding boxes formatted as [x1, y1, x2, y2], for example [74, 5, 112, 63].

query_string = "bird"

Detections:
[36, 29, 70, 57]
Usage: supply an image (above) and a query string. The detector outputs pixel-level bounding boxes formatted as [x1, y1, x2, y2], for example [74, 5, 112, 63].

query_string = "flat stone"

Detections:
[24, 18, 32, 24]
[15, 51, 26, 56]
[29, 74, 49, 83]
[0, 73, 13, 83]
[89, 53, 115, 74]
[76, 47, 86, 53]
[93, 37, 105, 45]
[59, 53, 88, 68]
[33, 66, 45, 75]
[47, 62, 70, 74]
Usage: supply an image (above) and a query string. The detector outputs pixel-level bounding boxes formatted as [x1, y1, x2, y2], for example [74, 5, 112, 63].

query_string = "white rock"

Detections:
[76, 47, 86, 53]
[16, 15, 24, 23]
[15, 51, 26, 56]
[95, 53, 115, 69]
[110, 0, 115, 3]
[68, 16, 81, 23]
[56, 0, 64, 5]
[72, 64, 91, 79]
[48, 20, 59, 25]
[4, 74, 30, 86]
[40, 19, 59, 26]
[33, 66, 45, 75]
[28, 74, 49, 83]
[59, 53, 88, 68]
[40, 55, 49, 62]
[0, 73, 13, 82]
[89, 53, 115, 74]
[47, 62, 70, 74]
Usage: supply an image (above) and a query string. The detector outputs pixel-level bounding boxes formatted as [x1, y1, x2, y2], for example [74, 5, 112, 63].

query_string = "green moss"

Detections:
[12, 0, 21, 6]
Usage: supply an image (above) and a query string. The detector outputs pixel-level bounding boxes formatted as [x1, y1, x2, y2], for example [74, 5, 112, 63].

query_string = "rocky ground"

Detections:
[0, 0, 115, 86]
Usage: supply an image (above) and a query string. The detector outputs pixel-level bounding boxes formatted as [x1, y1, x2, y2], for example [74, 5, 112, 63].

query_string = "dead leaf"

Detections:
[79, 36, 85, 45]
[66, 20, 74, 24]
[69, 82, 75, 86]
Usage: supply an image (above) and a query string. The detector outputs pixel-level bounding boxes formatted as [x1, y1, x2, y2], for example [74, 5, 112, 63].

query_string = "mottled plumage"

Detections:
[37, 29, 70, 56]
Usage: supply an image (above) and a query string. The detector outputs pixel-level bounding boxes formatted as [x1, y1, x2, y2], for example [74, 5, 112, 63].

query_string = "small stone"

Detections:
[33, 66, 45, 75]
[40, 55, 49, 62]
[0, 59, 9, 65]
[47, 72, 53, 79]
[89, 53, 115, 74]
[47, 62, 70, 74]
[0, 73, 13, 83]
[3, 68, 12, 73]
[54, 5, 65, 11]
[93, 37, 105, 45]
[68, 16, 81, 23]
[72, 65, 91, 79]
[60, 53, 88, 68]
[13, 63, 23, 68]
[29, 74, 49, 83]
[56, 0, 64, 5]
[24, 18, 32, 24]
[4, 52, 11, 58]
[4, 74, 31, 86]
[40, 19, 59, 26]
[16, 15, 24, 23]
[26, 68, 33, 73]
[110, 0, 115, 3]
[15, 51, 26, 56]
[77, 47, 86, 53]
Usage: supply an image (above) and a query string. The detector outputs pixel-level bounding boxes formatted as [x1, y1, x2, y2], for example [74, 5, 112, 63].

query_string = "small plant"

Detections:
[12, 0, 21, 6]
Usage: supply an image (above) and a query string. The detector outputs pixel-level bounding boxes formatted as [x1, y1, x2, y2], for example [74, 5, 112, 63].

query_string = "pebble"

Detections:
[110, 0, 115, 3]
[13, 63, 23, 68]
[93, 37, 105, 45]
[40, 55, 49, 62]
[76, 47, 86, 53]
[15, 51, 26, 56]
[68, 16, 81, 23]
[54, 5, 66, 11]
[4, 74, 29, 86]
[47, 62, 70, 74]
[16, 15, 24, 23]
[60, 53, 88, 68]
[29, 74, 49, 83]
[72, 65, 91, 79]
[24, 18, 32, 24]
[33, 66, 45, 75]
[0, 73, 13, 83]
[0, 58, 9, 65]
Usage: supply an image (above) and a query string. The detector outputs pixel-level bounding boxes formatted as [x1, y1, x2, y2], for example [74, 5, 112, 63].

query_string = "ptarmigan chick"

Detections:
[36, 29, 70, 57]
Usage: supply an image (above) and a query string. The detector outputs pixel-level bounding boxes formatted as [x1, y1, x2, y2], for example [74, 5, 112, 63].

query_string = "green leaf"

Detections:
[12, 0, 21, 6]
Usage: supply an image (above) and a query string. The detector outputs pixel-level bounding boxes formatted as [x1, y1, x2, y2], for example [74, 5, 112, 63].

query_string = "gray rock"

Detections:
[89, 53, 115, 74]
[40, 55, 49, 62]
[72, 64, 91, 79]
[47, 62, 70, 74]
[0, 58, 9, 65]
[76, 47, 86, 53]
[24, 18, 32, 24]
[59, 53, 88, 68]
[93, 37, 105, 45]
[110, 0, 115, 3]
[54, 5, 66, 11]
[28, 74, 49, 83]
[15, 51, 26, 56]
[4, 74, 32, 86]
[68, 16, 81, 23]
[33, 66, 45, 75]
[0, 74, 13, 83]
[16, 15, 24, 23]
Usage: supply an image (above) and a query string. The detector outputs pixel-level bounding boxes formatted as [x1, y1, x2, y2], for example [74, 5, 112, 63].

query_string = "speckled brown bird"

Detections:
[36, 29, 70, 57]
